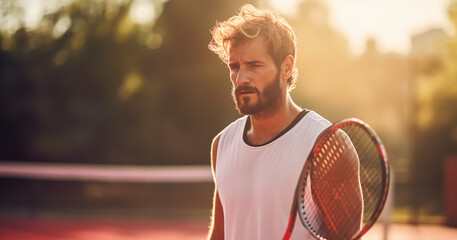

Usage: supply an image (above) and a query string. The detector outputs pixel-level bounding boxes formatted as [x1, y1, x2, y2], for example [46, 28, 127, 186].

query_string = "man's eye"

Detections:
[249, 63, 262, 67]
[229, 64, 239, 70]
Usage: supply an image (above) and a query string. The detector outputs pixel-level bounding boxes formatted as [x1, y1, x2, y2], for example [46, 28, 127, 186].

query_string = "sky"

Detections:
[268, 0, 454, 55]
[6, 0, 455, 55]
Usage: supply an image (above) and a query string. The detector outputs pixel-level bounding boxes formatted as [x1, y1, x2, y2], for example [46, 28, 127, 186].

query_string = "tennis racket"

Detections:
[283, 118, 390, 240]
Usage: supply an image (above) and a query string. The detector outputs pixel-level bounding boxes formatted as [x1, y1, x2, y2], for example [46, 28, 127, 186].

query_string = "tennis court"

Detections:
[0, 216, 208, 240]
[1, 216, 457, 240]
[1, 162, 456, 240]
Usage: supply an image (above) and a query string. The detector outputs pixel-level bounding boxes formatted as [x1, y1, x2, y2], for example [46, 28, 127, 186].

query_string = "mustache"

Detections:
[234, 85, 260, 95]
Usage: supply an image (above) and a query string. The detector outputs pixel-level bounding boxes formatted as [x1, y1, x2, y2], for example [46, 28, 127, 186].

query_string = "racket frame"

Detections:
[285, 118, 390, 240]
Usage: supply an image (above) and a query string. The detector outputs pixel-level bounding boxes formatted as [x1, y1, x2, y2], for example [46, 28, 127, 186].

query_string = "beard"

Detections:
[231, 72, 282, 116]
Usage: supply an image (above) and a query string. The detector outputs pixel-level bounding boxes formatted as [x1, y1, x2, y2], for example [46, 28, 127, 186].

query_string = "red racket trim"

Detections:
[282, 213, 294, 240]
[282, 156, 313, 240]
[323, 118, 390, 240]
[296, 118, 390, 240]
[341, 119, 390, 240]
[283, 199, 298, 240]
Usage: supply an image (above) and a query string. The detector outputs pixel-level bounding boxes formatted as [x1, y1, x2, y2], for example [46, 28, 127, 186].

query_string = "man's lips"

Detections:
[239, 90, 256, 95]
[236, 87, 259, 95]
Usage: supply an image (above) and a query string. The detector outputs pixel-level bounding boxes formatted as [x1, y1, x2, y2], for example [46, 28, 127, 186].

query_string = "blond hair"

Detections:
[208, 4, 298, 90]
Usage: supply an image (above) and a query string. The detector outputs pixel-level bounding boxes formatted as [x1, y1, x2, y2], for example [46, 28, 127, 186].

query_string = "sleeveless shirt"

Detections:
[215, 110, 331, 240]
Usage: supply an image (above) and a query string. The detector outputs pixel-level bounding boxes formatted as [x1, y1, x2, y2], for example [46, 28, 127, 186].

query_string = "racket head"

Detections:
[297, 118, 390, 240]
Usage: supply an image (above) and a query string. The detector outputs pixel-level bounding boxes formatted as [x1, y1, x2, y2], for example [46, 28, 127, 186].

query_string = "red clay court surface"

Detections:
[1, 216, 457, 240]
[0, 217, 207, 240]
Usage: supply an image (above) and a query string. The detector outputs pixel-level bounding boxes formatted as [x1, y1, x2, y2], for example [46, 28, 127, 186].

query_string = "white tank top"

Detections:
[216, 110, 331, 240]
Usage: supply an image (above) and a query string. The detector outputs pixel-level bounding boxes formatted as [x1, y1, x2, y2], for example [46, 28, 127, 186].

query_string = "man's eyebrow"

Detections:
[228, 59, 263, 67]
[245, 60, 263, 65]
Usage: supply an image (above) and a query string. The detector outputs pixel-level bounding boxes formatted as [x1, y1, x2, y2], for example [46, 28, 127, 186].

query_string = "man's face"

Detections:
[228, 36, 284, 116]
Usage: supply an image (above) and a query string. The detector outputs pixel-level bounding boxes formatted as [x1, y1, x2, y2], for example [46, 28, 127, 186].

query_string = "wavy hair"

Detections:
[209, 4, 298, 90]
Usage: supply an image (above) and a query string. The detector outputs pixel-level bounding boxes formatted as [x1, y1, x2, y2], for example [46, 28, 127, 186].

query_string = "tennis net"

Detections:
[0, 161, 214, 219]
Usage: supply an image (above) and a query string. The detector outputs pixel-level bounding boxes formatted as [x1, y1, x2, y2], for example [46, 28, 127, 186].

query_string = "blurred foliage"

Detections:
[289, 0, 412, 180]
[0, 0, 455, 177]
[410, 0, 457, 216]
[0, 0, 255, 164]
[0, 0, 456, 220]
[416, 1, 457, 141]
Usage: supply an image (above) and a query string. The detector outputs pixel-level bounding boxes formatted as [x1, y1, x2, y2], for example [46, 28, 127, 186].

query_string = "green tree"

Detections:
[0, 0, 254, 165]
[416, 1, 457, 157]
[412, 0, 457, 216]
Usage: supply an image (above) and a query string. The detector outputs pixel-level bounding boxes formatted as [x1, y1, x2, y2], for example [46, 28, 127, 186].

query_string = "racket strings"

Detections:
[298, 124, 386, 240]
[312, 129, 362, 239]
[347, 126, 384, 223]
[301, 173, 329, 238]
[345, 125, 384, 222]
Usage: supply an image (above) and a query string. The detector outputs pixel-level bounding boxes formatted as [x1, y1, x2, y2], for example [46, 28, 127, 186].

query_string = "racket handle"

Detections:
[282, 231, 292, 240]
[282, 212, 296, 240]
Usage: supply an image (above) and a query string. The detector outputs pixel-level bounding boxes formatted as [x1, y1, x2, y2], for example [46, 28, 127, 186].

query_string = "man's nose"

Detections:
[235, 67, 250, 85]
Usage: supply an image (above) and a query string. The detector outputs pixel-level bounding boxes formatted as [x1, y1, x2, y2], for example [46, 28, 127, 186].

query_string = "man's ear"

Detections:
[281, 55, 294, 82]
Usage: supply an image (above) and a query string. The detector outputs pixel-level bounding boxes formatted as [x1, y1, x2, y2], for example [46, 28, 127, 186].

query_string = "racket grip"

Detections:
[282, 232, 292, 240]
[282, 213, 295, 240]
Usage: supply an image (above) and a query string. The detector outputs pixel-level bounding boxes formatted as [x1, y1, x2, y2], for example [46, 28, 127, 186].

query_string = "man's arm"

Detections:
[207, 134, 224, 240]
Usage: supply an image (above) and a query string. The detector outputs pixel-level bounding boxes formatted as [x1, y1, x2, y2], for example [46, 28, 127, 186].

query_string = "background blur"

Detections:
[1, 0, 457, 238]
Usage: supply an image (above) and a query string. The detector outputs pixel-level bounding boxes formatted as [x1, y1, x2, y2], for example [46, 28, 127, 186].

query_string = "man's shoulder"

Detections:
[304, 110, 332, 128]
[215, 115, 247, 144]
[221, 115, 248, 133]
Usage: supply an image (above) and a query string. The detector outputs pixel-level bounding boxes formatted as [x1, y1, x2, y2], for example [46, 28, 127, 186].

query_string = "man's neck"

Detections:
[246, 97, 302, 146]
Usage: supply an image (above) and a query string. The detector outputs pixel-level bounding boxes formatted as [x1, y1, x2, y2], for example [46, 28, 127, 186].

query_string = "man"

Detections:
[207, 4, 361, 240]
